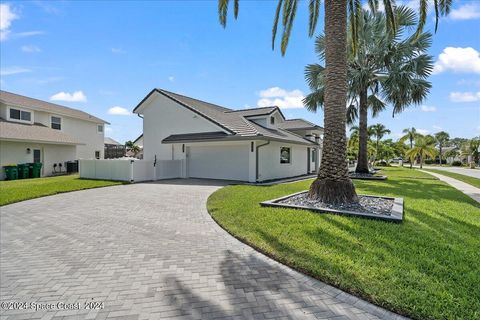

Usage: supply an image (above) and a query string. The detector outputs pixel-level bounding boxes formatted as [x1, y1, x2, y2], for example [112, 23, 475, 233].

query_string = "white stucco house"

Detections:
[0, 90, 108, 179]
[133, 88, 323, 182]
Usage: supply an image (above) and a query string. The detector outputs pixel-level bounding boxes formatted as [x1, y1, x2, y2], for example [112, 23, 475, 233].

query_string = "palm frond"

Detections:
[272, 0, 284, 50]
[308, 0, 320, 37]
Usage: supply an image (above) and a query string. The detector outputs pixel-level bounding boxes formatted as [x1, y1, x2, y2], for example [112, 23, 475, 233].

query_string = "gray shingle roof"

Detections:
[134, 89, 319, 146]
[104, 137, 122, 145]
[0, 90, 109, 124]
[278, 119, 323, 131]
[0, 119, 83, 145]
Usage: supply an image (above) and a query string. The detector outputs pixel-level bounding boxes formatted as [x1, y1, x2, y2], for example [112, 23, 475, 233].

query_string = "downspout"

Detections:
[255, 140, 270, 182]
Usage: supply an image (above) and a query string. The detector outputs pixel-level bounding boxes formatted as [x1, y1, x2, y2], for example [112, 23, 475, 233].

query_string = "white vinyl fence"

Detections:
[79, 159, 182, 182]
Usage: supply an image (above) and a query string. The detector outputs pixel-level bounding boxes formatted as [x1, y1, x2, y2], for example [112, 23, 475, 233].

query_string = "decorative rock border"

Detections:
[349, 174, 388, 180]
[260, 191, 404, 222]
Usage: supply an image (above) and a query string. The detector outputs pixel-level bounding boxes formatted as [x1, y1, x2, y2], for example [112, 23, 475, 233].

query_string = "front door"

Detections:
[33, 149, 41, 163]
[307, 148, 311, 173]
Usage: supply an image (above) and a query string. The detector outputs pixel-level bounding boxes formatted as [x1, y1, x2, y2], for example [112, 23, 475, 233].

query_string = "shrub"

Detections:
[452, 161, 463, 166]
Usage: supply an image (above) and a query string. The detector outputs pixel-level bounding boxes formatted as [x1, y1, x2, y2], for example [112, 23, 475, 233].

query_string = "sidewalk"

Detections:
[419, 170, 480, 203]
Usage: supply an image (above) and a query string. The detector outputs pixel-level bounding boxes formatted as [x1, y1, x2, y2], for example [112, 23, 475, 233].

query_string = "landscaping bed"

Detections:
[207, 167, 480, 320]
[261, 191, 402, 221]
[349, 172, 387, 180]
[0, 174, 123, 206]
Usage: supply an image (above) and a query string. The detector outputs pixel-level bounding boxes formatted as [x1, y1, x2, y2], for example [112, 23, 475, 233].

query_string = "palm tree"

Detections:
[125, 140, 141, 157]
[400, 127, 419, 168]
[218, 0, 452, 204]
[434, 131, 450, 165]
[369, 124, 391, 163]
[304, 6, 432, 174]
[406, 135, 436, 169]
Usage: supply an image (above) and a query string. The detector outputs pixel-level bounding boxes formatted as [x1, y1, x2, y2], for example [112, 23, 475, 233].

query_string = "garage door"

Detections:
[187, 145, 249, 181]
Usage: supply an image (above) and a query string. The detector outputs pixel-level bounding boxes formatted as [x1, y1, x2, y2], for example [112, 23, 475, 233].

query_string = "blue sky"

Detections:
[1, 0, 479, 144]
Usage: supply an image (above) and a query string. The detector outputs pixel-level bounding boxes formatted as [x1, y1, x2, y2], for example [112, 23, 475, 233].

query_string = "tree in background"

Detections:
[125, 140, 140, 157]
[434, 131, 450, 165]
[304, 6, 433, 175]
[400, 127, 420, 168]
[406, 135, 436, 169]
[369, 123, 391, 163]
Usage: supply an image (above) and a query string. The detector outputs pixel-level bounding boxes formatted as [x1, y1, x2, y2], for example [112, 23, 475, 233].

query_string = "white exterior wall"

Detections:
[257, 141, 309, 181]
[0, 140, 76, 179]
[0, 103, 105, 160]
[185, 141, 250, 181]
[141, 93, 227, 161]
[61, 116, 104, 159]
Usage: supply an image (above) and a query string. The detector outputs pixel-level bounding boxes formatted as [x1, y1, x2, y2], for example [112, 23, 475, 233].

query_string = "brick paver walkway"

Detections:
[0, 180, 407, 320]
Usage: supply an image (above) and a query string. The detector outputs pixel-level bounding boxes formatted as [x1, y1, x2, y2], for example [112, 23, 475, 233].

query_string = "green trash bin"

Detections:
[17, 163, 29, 179]
[32, 162, 42, 178]
[4, 165, 18, 180]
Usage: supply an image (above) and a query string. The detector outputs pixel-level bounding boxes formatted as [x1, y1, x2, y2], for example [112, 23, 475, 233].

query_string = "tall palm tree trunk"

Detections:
[356, 90, 369, 174]
[409, 139, 413, 169]
[309, 0, 358, 204]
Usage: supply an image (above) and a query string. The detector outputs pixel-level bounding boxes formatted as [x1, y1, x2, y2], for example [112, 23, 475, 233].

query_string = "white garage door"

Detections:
[187, 145, 249, 181]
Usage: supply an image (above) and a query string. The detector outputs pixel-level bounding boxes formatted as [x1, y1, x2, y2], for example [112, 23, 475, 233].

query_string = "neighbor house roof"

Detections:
[0, 118, 83, 145]
[134, 89, 320, 146]
[278, 119, 323, 131]
[0, 90, 109, 124]
[104, 137, 122, 145]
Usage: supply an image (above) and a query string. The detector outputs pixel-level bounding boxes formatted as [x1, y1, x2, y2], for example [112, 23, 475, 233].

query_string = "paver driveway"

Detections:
[0, 180, 406, 320]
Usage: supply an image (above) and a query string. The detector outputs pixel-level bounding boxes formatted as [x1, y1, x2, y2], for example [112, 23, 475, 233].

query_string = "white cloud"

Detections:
[450, 4, 480, 20]
[449, 91, 480, 103]
[13, 30, 45, 38]
[257, 87, 305, 109]
[456, 79, 480, 88]
[433, 47, 480, 74]
[111, 48, 126, 54]
[417, 129, 430, 135]
[21, 45, 41, 53]
[0, 3, 18, 41]
[50, 91, 87, 102]
[105, 126, 113, 133]
[107, 106, 131, 116]
[0, 66, 31, 76]
[432, 125, 442, 130]
[421, 105, 436, 112]
[168, 76, 174, 82]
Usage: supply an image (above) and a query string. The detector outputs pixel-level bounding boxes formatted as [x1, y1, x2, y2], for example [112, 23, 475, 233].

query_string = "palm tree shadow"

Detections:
[163, 250, 360, 320]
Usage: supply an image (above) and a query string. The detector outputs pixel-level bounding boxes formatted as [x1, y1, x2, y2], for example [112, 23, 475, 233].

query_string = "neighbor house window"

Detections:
[51, 116, 62, 130]
[270, 117, 275, 125]
[312, 149, 316, 162]
[97, 125, 103, 133]
[9, 108, 31, 122]
[280, 147, 291, 164]
[95, 151, 100, 159]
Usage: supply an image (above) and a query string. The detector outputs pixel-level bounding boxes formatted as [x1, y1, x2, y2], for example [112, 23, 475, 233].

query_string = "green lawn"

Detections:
[0, 174, 123, 206]
[208, 167, 480, 320]
[422, 168, 480, 188]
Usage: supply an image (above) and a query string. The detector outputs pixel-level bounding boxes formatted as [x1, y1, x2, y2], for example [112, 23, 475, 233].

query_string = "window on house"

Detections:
[97, 125, 103, 133]
[312, 149, 316, 162]
[9, 108, 31, 122]
[51, 116, 62, 130]
[95, 151, 100, 159]
[270, 117, 275, 125]
[280, 147, 291, 164]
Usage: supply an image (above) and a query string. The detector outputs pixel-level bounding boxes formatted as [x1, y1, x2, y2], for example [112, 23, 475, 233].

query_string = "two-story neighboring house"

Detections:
[133, 88, 323, 182]
[0, 90, 109, 179]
